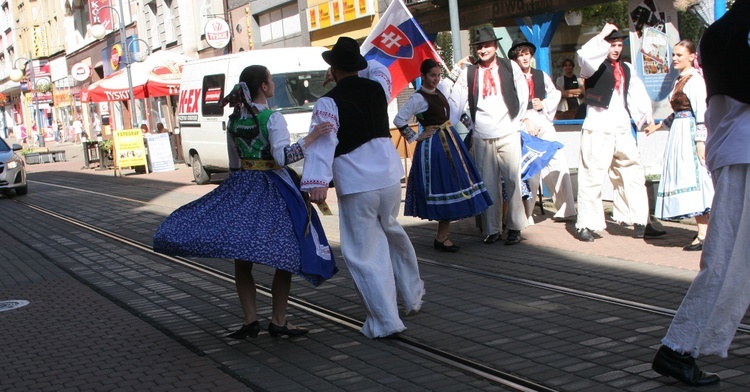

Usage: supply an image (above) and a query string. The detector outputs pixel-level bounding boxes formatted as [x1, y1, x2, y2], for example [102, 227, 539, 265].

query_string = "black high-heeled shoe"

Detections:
[434, 238, 460, 252]
[226, 321, 260, 339]
[268, 322, 309, 337]
[683, 236, 704, 251]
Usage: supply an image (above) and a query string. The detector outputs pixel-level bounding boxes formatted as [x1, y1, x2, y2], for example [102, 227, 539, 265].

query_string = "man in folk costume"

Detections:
[448, 26, 530, 245]
[575, 23, 665, 242]
[508, 37, 577, 224]
[652, 0, 750, 386]
[300, 37, 424, 339]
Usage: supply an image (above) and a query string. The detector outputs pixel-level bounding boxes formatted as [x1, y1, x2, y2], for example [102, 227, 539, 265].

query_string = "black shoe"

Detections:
[652, 345, 720, 386]
[634, 223, 667, 238]
[683, 236, 704, 251]
[505, 230, 522, 245]
[226, 321, 260, 339]
[483, 232, 502, 244]
[434, 238, 460, 252]
[577, 228, 595, 242]
[268, 322, 309, 337]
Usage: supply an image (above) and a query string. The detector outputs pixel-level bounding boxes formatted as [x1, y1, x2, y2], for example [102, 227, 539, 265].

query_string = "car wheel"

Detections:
[15, 185, 28, 196]
[191, 153, 211, 185]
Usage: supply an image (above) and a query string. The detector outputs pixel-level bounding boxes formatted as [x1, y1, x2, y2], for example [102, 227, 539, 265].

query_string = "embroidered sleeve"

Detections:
[394, 93, 428, 143]
[300, 98, 338, 191]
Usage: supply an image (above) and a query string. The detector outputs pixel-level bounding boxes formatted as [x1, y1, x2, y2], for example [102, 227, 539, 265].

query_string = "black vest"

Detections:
[526, 68, 547, 110]
[324, 76, 391, 157]
[466, 58, 521, 121]
[699, 0, 750, 105]
[584, 60, 630, 109]
[415, 90, 450, 126]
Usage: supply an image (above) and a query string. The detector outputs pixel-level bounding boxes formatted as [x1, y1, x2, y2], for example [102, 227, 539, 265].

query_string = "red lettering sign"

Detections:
[179, 88, 201, 114]
[204, 88, 222, 103]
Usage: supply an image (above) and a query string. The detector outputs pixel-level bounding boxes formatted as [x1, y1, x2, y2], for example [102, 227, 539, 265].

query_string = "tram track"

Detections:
[16, 180, 750, 390]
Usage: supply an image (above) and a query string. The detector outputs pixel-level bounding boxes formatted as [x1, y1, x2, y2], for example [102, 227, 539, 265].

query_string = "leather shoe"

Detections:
[577, 228, 595, 242]
[434, 238, 460, 252]
[652, 345, 720, 386]
[634, 223, 667, 238]
[505, 230, 522, 245]
[483, 232, 502, 244]
[268, 322, 309, 337]
[226, 320, 260, 339]
[683, 236, 704, 251]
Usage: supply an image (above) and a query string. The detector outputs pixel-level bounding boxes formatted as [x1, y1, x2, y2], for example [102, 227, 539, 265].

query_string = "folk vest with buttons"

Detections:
[526, 68, 547, 110]
[324, 76, 391, 157]
[466, 58, 521, 122]
[584, 60, 630, 109]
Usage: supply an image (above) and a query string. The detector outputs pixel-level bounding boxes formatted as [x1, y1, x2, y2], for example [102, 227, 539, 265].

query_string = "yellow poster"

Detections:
[331, 0, 342, 24]
[343, 0, 356, 22]
[113, 129, 148, 168]
[319, 2, 331, 28]
[357, 0, 368, 16]
[309, 8, 318, 30]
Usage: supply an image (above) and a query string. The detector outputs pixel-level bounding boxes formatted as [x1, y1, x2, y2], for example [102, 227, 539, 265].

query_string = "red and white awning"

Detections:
[82, 51, 193, 102]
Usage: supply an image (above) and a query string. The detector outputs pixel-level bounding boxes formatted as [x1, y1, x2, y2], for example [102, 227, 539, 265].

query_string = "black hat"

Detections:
[509, 37, 536, 58]
[471, 26, 502, 46]
[604, 29, 629, 41]
[322, 37, 367, 72]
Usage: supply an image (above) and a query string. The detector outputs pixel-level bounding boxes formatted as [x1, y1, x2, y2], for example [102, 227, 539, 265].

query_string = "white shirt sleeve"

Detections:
[542, 72, 561, 122]
[359, 60, 392, 103]
[394, 92, 428, 143]
[447, 68, 470, 126]
[577, 36, 610, 78]
[624, 63, 653, 129]
[267, 111, 292, 166]
[300, 97, 339, 190]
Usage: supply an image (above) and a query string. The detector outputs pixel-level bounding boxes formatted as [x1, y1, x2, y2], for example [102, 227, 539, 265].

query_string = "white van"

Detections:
[177, 47, 332, 184]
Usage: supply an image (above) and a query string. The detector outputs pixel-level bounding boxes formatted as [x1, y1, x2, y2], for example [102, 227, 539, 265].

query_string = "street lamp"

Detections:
[10, 54, 45, 148]
[89, 0, 141, 128]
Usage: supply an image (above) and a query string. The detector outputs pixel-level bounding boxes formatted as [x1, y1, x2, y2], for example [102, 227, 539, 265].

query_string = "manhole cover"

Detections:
[0, 300, 30, 312]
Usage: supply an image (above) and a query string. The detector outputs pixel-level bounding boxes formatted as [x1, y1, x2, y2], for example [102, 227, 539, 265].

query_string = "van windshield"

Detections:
[268, 71, 333, 113]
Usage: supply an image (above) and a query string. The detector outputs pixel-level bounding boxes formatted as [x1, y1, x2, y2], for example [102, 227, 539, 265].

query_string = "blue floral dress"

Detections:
[153, 83, 337, 286]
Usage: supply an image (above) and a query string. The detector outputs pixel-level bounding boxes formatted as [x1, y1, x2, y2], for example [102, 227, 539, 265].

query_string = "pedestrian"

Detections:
[73, 116, 83, 144]
[153, 65, 337, 339]
[651, 0, 750, 386]
[394, 58, 492, 252]
[555, 58, 585, 120]
[300, 37, 425, 339]
[644, 39, 713, 251]
[509, 37, 577, 223]
[447, 26, 530, 245]
[156, 122, 167, 134]
[140, 124, 150, 134]
[574, 23, 666, 242]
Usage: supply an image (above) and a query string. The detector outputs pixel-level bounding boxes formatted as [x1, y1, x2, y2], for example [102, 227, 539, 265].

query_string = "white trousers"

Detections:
[576, 128, 649, 231]
[662, 164, 750, 358]
[473, 132, 528, 234]
[338, 183, 424, 338]
[524, 126, 577, 220]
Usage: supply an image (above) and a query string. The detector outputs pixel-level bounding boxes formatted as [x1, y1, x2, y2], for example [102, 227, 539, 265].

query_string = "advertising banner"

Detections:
[113, 129, 148, 169]
[145, 133, 175, 172]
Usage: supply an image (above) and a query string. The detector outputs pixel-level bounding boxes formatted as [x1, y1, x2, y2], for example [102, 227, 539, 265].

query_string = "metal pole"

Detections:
[27, 52, 45, 148]
[115, 0, 138, 128]
[448, 0, 462, 65]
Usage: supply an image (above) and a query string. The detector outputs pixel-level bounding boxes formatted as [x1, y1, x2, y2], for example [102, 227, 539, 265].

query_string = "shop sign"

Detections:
[308, 0, 373, 32]
[71, 63, 92, 81]
[205, 18, 231, 49]
[111, 44, 123, 71]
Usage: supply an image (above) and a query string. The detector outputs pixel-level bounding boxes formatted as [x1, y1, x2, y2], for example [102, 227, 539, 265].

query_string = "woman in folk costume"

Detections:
[153, 65, 337, 339]
[645, 39, 713, 251]
[394, 59, 492, 252]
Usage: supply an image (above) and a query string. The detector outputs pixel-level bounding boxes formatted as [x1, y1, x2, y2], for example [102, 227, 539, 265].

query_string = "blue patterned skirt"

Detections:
[153, 168, 337, 286]
[404, 125, 492, 221]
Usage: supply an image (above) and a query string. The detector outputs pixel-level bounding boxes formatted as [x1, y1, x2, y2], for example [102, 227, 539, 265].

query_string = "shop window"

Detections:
[258, 3, 300, 44]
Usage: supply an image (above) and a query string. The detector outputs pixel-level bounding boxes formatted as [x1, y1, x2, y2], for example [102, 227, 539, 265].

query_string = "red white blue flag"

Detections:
[360, 0, 441, 99]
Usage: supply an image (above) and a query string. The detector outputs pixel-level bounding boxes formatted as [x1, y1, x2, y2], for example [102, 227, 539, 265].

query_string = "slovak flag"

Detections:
[360, 0, 442, 99]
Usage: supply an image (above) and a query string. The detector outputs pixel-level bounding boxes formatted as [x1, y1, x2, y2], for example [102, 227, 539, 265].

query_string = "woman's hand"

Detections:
[523, 118, 541, 136]
[644, 122, 661, 136]
[306, 122, 335, 145]
[696, 141, 706, 166]
[416, 126, 438, 142]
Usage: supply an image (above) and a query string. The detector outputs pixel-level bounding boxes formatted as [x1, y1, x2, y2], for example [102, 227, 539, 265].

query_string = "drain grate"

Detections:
[0, 300, 30, 312]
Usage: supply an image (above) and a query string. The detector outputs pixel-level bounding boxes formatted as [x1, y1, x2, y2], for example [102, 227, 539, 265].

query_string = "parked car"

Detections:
[0, 138, 27, 196]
